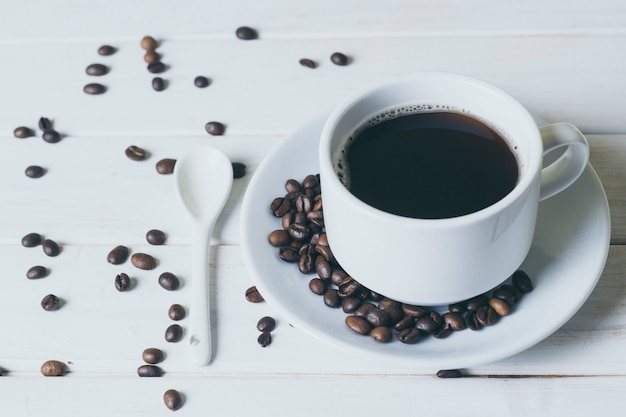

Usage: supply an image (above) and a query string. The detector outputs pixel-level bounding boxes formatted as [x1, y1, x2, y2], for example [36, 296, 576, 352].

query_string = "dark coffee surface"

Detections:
[345, 111, 518, 218]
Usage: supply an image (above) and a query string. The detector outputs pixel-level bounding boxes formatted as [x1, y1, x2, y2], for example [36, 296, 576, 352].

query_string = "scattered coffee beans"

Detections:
[165, 324, 184, 342]
[232, 162, 246, 179]
[107, 245, 129, 264]
[41, 360, 66, 376]
[42, 239, 60, 257]
[436, 369, 463, 379]
[245, 286, 264, 303]
[42, 130, 61, 143]
[97, 45, 116, 56]
[330, 52, 350, 66]
[257, 331, 272, 347]
[168, 304, 186, 321]
[22, 232, 42, 247]
[83, 83, 106, 95]
[163, 389, 184, 411]
[146, 229, 166, 245]
[25, 165, 45, 178]
[158, 272, 180, 291]
[142, 347, 165, 364]
[194, 76, 210, 88]
[299, 58, 316, 68]
[27, 265, 48, 280]
[41, 294, 61, 311]
[156, 158, 176, 174]
[137, 364, 164, 377]
[256, 316, 276, 332]
[115, 273, 132, 291]
[205, 121, 225, 136]
[235, 26, 258, 40]
[152, 77, 166, 91]
[140, 36, 158, 51]
[125, 145, 147, 161]
[147, 62, 166, 74]
[131, 253, 157, 270]
[13, 126, 34, 138]
[85, 63, 109, 76]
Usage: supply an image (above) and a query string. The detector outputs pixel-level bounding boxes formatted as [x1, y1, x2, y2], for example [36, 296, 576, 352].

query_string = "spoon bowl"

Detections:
[175, 145, 233, 366]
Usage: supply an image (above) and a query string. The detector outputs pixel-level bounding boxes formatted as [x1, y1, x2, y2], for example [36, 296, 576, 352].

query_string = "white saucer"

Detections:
[240, 114, 611, 370]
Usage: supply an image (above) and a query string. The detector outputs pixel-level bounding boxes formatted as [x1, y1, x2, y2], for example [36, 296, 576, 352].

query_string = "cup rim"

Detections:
[319, 71, 542, 227]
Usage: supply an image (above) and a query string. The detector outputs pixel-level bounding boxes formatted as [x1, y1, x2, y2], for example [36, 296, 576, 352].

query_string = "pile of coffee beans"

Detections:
[141, 35, 168, 91]
[256, 316, 276, 347]
[267, 174, 534, 346]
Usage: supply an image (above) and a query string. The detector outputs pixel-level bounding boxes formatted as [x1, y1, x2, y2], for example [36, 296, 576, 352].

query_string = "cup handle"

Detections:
[538, 122, 589, 201]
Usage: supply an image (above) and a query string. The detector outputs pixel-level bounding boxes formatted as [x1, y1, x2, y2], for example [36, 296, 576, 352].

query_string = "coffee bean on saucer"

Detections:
[137, 364, 163, 377]
[370, 326, 393, 343]
[42, 130, 61, 143]
[345, 315, 371, 335]
[256, 316, 276, 332]
[14, 126, 35, 138]
[131, 253, 157, 270]
[115, 273, 132, 291]
[489, 297, 510, 316]
[330, 52, 349, 66]
[194, 76, 210, 88]
[165, 324, 183, 342]
[257, 332, 272, 347]
[85, 63, 109, 76]
[42, 239, 60, 257]
[398, 328, 421, 344]
[168, 304, 186, 321]
[41, 360, 66, 376]
[83, 83, 107, 95]
[147, 62, 166, 74]
[22, 232, 42, 247]
[158, 272, 180, 291]
[245, 286, 264, 303]
[512, 270, 533, 293]
[41, 294, 62, 311]
[299, 58, 316, 69]
[235, 26, 258, 40]
[142, 347, 165, 364]
[436, 369, 463, 379]
[27, 265, 48, 279]
[140, 36, 158, 51]
[475, 305, 498, 327]
[205, 121, 225, 136]
[163, 389, 184, 411]
[25, 165, 45, 178]
[125, 145, 147, 161]
[97, 45, 116, 56]
[232, 162, 246, 179]
[156, 158, 176, 174]
[107, 245, 129, 264]
[146, 229, 166, 245]
[152, 77, 166, 91]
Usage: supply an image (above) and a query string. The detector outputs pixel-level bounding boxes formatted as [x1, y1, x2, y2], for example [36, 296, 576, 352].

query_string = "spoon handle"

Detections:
[189, 223, 213, 365]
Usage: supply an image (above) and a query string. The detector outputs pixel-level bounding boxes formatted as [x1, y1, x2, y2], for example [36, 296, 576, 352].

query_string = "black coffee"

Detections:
[339, 111, 518, 219]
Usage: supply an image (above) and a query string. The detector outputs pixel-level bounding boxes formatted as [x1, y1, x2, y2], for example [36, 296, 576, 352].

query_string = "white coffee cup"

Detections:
[319, 72, 589, 305]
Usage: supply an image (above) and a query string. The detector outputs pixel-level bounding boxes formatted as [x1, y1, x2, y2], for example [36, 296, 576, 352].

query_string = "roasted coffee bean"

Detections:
[378, 298, 402, 311]
[42, 130, 61, 143]
[85, 63, 108, 76]
[284, 179, 302, 193]
[107, 245, 129, 264]
[394, 316, 416, 332]
[330, 52, 349, 66]
[143, 49, 160, 64]
[131, 253, 157, 270]
[115, 273, 132, 291]
[42, 239, 60, 257]
[341, 296, 362, 313]
[256, 316, 276, 332]
[433, 324, 453, 339]
[97, 45, 116, 56]
[297, 253, 314, 274]
[158, 272, 180, 291]
[323, 289, 342, 308]
[137, 364, 163, 377]
[165, 324, 183, 342]
[443, 312, 467, 331]
[315, 245, 334, 263]
[232, 162, 246, 179]
[268, 229, 291, 247]
[13, 126, 34, 138]
[41, 294, 61, 311]
[38, 117, 52, 131]
[281, 212, 294, 230]
[83, 83, 106, 95]
[41, 360, 66, 376]
[235, 26, 258, 40]
[152, 77, 166, 91]
[308, 277, 327, 295]
[278, 246, 299, 262]
[302, 174, 319, 189]
[257, 331, 272, 347]
[492, 286, 517, 307]
[306, 210, 324, 227]
[338, 278, 361, 298]
[125, 145, 147, 161]
[293, 212, 307, 226]
[146, 229, 166, 245]
[245, 286, 264, 303]
[499, 284, 522, 301]
[465, 294, 489, 311]
[314, 257, 332, 280]
[365, 308, 391, 327]
[398, 328, 421, 344]
[168, 304, 186, 321]
[156, 158, 176, 174]
[476, 305, 498, 327]
[270, 197, 291, 217]
[142, 347, 165, 364]
[465, 310, 481, 331]
[436, 369, 463, 379]
[22, 232, 42, 247]
[345, 315, 371, 335]
[354, 302, 376, 318]
[489, 297, 510, 316]
[194, 75, 210, 88]
[381, 306, 404, 324]
[299, 58, 316, 69]
[415, 316, 440, 334]
[25, 165, 45, 178]
[163, 389, 184, 411]
[205, 121, 225, 136]
[294, 194, 313, 212]
[27, 266, 48, 280]
[330, 269, 348, 286]
[512, 270, 533, 293]
[140, 35, 158, 50]
[370, 326, 393, 343]
[147, 62, 166, 74]
[288, 223, 310, 241]
[402, 304, 428, 318]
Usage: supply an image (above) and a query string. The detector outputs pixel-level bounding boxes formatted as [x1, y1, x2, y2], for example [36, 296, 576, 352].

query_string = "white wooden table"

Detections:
[1, 1, 625, 415]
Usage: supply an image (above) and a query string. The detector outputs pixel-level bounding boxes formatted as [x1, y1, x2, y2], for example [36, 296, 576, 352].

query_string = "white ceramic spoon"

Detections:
[174, 145, 233, 366]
